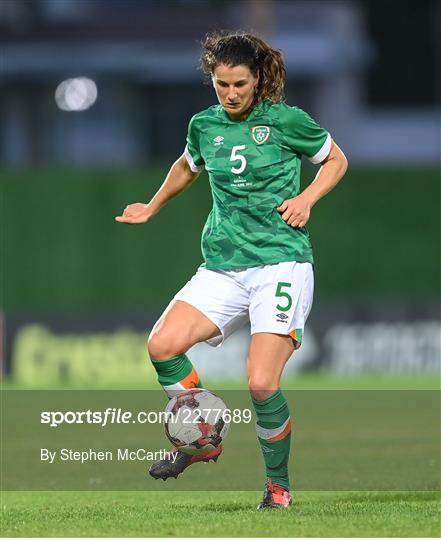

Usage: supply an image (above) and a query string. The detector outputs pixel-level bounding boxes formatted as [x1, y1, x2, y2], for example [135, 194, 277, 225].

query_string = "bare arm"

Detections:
[277, 141, 348, 227]
[115, 154, 202, 224]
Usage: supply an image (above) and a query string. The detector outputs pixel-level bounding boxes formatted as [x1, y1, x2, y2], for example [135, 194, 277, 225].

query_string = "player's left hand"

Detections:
[277, 195, 311, 227]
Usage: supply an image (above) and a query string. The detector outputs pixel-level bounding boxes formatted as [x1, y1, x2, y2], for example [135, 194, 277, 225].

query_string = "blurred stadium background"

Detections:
[1, 0, 440, 388]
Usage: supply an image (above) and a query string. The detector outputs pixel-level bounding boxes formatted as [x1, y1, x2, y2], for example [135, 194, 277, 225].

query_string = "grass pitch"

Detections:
[2, 375, 439, 537]
[2, 490, 440, 537]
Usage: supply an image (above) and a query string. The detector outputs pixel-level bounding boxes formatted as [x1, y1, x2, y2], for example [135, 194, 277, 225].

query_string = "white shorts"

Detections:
[174, 261, 314, 349]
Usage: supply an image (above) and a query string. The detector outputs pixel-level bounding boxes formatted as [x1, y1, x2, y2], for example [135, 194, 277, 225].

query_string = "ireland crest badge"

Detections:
[251, 125, 271, 145]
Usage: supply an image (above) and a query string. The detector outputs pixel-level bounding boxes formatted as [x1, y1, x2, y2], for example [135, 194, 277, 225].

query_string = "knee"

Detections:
[248, 373, 278, 402]
[147, 329, 189, 360]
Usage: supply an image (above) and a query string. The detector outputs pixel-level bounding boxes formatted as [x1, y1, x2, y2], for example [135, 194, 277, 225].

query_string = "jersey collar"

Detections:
[218, 99, 272, 123]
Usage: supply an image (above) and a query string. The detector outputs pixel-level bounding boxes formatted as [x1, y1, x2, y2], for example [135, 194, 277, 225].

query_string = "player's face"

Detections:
[212, 63, 259, 120]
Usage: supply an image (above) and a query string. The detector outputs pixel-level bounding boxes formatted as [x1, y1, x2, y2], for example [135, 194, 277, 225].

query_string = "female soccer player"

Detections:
[116, 31, 348, 509]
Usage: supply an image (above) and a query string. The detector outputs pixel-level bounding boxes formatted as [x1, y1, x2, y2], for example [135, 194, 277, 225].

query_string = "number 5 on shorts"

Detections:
[275, 282, 292, 312]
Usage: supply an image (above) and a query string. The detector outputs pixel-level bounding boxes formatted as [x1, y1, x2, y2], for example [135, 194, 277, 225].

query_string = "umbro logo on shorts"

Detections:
[276, 313, 288, 323]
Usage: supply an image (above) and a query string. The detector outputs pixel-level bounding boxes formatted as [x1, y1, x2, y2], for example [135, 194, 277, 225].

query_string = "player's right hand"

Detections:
[115, 203, 151, 224]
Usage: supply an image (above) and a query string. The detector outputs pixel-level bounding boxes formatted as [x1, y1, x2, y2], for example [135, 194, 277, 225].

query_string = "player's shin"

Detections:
[252, 390, 291, 491]
[150, 353, 203, 398]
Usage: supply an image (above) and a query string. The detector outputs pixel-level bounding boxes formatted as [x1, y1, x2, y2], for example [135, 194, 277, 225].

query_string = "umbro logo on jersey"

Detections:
[213, 135, 224, 146]
[251, 125, 271, 144]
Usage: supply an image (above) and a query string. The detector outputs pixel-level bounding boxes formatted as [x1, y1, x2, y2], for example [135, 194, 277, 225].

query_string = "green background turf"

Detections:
[2, 389, 439, 492]
[1, 376, 440, 537]
[2, 490, 439, 537]
[2, 166, 440, 310]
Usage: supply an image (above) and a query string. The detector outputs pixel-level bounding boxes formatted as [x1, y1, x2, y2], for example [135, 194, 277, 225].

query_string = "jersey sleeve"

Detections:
[281, 106, 332, 164]
[184, 115, 205, 172]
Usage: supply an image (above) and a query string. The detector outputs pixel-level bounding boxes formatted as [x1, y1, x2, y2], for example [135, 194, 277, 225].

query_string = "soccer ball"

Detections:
[164, 388, 230, 455]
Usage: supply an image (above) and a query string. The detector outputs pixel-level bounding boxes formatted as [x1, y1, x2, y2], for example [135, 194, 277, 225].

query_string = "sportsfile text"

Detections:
[41, 408, 174, 427]
[41, 407, 252, 427]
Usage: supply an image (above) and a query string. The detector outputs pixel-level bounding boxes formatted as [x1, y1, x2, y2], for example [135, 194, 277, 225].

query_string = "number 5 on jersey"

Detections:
[230, 145, 247, 174]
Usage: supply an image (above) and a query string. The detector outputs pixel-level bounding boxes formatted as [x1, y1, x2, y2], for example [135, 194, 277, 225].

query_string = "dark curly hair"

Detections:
[200, 31, 286, 103]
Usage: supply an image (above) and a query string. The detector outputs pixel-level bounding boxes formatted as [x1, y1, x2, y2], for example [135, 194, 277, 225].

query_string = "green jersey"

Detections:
[185, 100, 331, 270]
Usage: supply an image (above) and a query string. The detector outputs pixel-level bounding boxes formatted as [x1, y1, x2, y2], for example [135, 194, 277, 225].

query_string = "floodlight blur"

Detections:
[55, 77, 98, 111]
